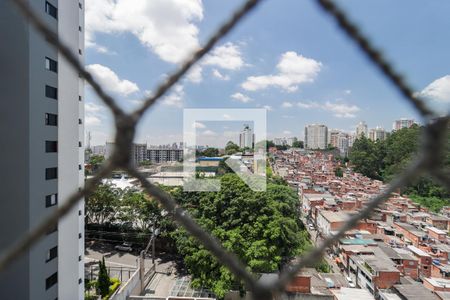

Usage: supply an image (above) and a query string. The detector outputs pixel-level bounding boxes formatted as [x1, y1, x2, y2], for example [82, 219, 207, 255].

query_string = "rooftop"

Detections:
[331, 287, 375, 300]
[393, 283, 440, 300]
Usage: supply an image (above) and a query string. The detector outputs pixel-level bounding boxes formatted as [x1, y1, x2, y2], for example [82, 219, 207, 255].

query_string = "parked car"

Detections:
[115, 242, 132, 252]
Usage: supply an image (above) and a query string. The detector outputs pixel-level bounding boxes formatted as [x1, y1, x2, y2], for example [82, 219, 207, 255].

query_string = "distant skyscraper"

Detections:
[305, 124, 328, 149]
[0, 1, 85, 299]
[369, 126, 386, 142]
[356, 121, 368, 138]
[393, 118, 415, 130]
[239, 124, 254, 149]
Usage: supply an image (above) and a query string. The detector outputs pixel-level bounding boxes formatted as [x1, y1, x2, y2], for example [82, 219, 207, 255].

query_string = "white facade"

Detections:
[337, 133, 349, 156]
[369, 126, 386, 142]
[356, 121, 368, 138]
[305, 124, 328, 149]
[58, 0, 85, 298]
[239, 124, 254, 149]
[393, 118, 415, 130]
[0, 1, 84, 299]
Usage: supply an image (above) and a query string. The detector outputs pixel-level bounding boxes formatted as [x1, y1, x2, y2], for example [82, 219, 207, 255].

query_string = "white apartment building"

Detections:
[369, 126, 387, 142]
[305, 124, 328, 149]
[273, 137, 287, 146]
[393, 118, 415, 131]
[239, 124, 254, 149]
[0, 1, 85, 299]
[356, 121, 368, 138]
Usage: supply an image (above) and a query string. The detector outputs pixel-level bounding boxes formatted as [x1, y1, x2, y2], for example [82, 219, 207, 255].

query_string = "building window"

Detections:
[78, 255, 82, 261]
[45, 113, 57, 126]
[45, 1, 57, 19]
[79, 141, 82, 147]
[78, 26, 82, 32]
[79, 95, 82, 101]
[45, 167, 58, 180]
[78, 278, 82, 284]
[78, 233, 82, 239]
[45, 85, 58, 100]
[45, 141, 58, 153]
[78, 118, 82, 124]
[45, 194, 58, 207]
[78, 164, 82, 170]
[46, 246, 58, 262]
[45, 57, 58, 73]
[78, 49, 82, 55]
[79, 2, 82, 9]
[78, 210, 82, 216]
[45, 272, 58, 290]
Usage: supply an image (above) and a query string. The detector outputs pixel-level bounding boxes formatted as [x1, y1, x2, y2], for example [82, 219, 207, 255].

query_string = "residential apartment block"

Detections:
[0, 1, 85, 299]
[305, 124, 328, 149]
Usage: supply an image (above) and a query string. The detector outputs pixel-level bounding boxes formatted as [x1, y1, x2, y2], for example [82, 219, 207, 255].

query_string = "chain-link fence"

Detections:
[1, 0, 449, 299]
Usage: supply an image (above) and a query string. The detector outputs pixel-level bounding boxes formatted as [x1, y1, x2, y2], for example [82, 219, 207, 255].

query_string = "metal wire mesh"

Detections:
[1, 0, 449, 299]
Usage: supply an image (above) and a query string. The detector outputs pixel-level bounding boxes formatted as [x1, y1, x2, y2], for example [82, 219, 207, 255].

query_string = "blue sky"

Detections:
[84, 0, 450, 147]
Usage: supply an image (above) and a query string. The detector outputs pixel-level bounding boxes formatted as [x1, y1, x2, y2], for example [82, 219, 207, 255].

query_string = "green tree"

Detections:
[225, 141, 240, 155]
[348, 135, 383, 179]
[97, 257, 110, 298]
[266, 140, 275, 148]
[170, 174, 307, 298]
[118, 190, 161, 232]
[89, 155, 105, 173]
[85, 184, 121, 225]
[292, 140, 304, 148]
[198, 147, 219, 157]
[334, 167, 343, 177]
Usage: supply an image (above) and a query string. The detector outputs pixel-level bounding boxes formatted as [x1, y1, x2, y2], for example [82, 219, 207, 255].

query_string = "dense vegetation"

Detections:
[349, 125, 450, 209]
[168, 174, 310, 298]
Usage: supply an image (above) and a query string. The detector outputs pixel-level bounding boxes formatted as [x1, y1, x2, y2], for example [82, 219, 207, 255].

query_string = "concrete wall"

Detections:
[0, 0, 83, 299]
[58, 0, 84, 298]
[0, 1, 31, 299]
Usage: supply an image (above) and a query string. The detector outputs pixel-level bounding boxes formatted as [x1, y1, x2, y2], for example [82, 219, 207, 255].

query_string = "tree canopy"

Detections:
[197, 147, 219, 157]
[225, 141, 241, 155]
[349, 125, 450, 200]
[169, 174, 308, 298]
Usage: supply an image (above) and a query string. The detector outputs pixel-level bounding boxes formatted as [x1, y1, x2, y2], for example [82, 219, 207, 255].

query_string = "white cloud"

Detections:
[202, 130, 217, 136]
[282, 115, 293, 119]
[263, 105, 273, 111]
[193, 121, 206, 129]
[162, 85, 184, 108]
[419, 75, 450, 102]
[85, 115, 101, 126]
[283, 130, 292, 135]
[86, 64, 139, 96]
[212, 69, 230, 81]
[242, 51, 322, 92]
[287, 100, 360, 118]
[281, 101, 294, 108]
[186, 65, 203, 83]
[85, 0, 203, 63]
[204, 42, 244, 70]
[231, 92, 253, 103]
[85, 102, 103, 113]
[297, 101, 320, 109]
[323, 101, 360, 118]
[344, 89, 352, 95]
